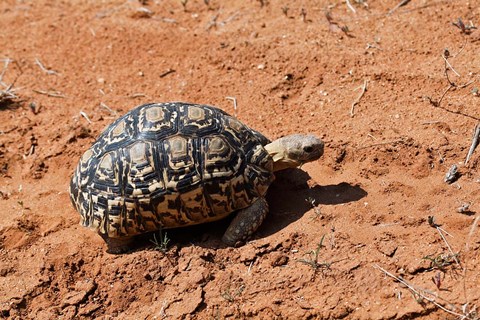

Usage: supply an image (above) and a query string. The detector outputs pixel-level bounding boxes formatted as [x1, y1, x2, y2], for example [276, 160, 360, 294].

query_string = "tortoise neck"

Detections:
[264, 139, 302, 172]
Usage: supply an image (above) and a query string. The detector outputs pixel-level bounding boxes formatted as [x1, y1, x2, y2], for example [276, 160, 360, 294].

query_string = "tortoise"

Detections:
[69, 102, 324, 253]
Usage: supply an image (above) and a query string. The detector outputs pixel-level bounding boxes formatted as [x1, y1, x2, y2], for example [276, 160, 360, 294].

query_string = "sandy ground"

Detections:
[1, 0, 480, 319]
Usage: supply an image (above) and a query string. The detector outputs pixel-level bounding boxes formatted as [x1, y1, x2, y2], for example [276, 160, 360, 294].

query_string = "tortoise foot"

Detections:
[222, 198, 268, 246]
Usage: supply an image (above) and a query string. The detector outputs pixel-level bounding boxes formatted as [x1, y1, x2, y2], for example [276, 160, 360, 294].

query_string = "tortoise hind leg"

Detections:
[101, 235, 134, 254]
[222, 198, 268, 246]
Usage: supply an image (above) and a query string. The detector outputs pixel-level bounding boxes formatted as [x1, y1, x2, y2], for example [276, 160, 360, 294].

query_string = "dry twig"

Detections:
[226, 96, 237, 117]
[346, 0, 356, 13]
[0, 58, 13, 84]
[100, 102, 118, 116]
[34, 58, 58, 75]
[33, 89, 66, 98]
[436, 228, 461, 267]
[0, 59, 19, 104]
[465, 123, 480, 165]
[428, 216, 461, 267]
[0, 83, 18, 102]
[429, 46, 475, 110]
[80, 110, 92, 124]
[466, 216, 480, 251]
[130, 93, 146, 98]
[350, 80, 368, 117]
[441, 53, 460, 77]
[159, 69, 175, 78]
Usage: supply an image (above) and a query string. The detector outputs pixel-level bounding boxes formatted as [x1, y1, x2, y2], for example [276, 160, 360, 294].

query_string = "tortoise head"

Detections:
[264, 134, 324, 172]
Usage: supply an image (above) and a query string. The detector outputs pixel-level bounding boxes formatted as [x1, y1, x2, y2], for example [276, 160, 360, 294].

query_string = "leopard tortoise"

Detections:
[70, 102, 324, 253]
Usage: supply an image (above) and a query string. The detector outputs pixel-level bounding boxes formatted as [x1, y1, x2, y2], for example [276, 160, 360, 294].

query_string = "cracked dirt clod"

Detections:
[61, 280, 96, 307]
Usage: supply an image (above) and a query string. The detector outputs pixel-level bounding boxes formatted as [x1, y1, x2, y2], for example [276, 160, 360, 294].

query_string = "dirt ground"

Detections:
[1, 0, 479, 319]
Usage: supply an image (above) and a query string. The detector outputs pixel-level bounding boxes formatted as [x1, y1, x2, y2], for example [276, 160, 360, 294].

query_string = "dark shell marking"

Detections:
[70, 102, 274, 238]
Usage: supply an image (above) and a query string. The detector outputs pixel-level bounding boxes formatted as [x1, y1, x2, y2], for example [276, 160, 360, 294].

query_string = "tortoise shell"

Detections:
[69, 102, 274, 238]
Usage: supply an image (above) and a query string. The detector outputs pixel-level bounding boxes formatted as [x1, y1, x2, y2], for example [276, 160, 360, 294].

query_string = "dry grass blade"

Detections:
[130, 93, 146, 98]
[428, 217, 462, 268]
[0, 58, 13, 84]
[465, 123, 480, 165]
[466, 216, 480, 252]
[350, 79, 367, 117]
[100, 102, 118, 116]
[0, 58, 20, 106]
[346, 0, 356, 13]
[226, 96, 237, 117]
[159, 69, 175, 78]
[34, 58, 58, 75]
[33, 89, 66, 98]
[0, 84, 18, 102]
[80, 110, 92, 124]
[442, 53, 460, 77]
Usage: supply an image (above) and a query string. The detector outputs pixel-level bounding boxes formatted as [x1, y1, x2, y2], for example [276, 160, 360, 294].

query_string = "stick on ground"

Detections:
[159, 69, 175, 78]
[100, 102, 118, 116]
[34, 58, 58, 75]
[350, 80, 367, 117]
[465, 123, 480, 165]
[0, 84, 18, 102]
[226, 96, 238, 117]
[0, 58, 13, 84]
[80, 110, 92, 124]
[346, 0, 356, 13]
[441, 53, 460, 77]
[466, 216, 480, 251]
[33, 89, 66, 98]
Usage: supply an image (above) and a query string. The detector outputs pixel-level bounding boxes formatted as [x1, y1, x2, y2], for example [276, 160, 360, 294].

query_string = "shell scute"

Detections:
[70, 102, 274, 238]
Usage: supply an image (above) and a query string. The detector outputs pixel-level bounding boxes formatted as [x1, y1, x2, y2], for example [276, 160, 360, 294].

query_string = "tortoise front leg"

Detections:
[222, 198, 268, 246]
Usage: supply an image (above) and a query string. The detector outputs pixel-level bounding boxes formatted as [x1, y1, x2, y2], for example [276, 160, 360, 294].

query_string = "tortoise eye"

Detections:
[303, 146, 314, 153]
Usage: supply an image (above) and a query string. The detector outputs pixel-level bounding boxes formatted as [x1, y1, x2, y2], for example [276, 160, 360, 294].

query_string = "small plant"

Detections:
[221, 284, 244, 302]
[297, 235, 331, 270]
[452, 18, 477, 34]
[423, 253, 459, 272]
[150, 229, 170, 253]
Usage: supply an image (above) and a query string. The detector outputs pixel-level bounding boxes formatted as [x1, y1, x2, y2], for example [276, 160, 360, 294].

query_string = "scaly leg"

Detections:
[222, 198, 268, 246]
